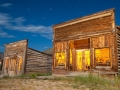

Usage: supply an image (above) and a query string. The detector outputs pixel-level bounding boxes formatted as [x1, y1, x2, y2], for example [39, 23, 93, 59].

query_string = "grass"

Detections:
[3, 75, 11, 79]
[51, 74, 120, 90]
[0, 73, 120, 90]
[3, 73, 52, 79]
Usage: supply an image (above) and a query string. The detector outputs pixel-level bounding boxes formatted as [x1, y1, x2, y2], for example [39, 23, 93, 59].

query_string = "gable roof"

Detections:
[4, 39, 28, 46]
[28, 47, 52, 56]
[43, 48, 53, 55]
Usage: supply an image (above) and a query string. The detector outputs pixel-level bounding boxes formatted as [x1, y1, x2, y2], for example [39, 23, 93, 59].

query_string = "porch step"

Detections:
[52, 68, 68, 75]
[67, 71, 90, 76]
[95, 66, 111, 71]
[93, 70, 118, 75]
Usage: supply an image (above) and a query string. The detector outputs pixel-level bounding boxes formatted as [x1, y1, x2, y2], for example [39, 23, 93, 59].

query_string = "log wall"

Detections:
[26, 48, 52, 74]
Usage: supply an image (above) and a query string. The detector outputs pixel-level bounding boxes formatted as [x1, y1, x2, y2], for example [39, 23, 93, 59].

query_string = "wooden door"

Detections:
[76, 49, 90, 71]
[4, 56, 23, 76]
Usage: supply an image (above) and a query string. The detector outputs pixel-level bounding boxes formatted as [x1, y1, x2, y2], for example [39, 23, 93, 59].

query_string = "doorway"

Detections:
[4, 56, 23, 76]
[69, 39, 90, 71]
[76, 49, 90, 71]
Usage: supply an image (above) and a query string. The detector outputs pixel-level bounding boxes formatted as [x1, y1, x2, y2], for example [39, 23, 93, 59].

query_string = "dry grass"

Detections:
[0, 74, 120, 90]
[0, 78, 80, 90]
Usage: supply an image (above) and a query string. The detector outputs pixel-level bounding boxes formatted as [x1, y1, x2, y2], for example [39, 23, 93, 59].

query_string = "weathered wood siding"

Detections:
[53, 42, 68, 74]
[26, 48, 52, 74]
[54, 12, 113, 41]
[117, 27, 120, 75]
[2, 40, 28, 76]
[52, 9, 117, 74]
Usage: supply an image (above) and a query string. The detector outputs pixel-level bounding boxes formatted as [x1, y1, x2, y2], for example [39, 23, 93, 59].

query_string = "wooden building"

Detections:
[52, 9, 120, 75]
[2, 40, 52, 76]
[0, 52, 4, 70]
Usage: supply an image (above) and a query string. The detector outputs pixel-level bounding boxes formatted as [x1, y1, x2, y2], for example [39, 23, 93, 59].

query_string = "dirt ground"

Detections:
[0, 78, 90, 90]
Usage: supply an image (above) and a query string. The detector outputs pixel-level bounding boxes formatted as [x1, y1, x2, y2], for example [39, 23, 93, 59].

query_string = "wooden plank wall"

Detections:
[90, 35, 113, 68]
[91, 35, 111, 48]
[52, 9, 116, 74]
[25, 48, 52, 74]
[117, 27, 120, 75]
[54, 15, 113, 41]
[53, 42, 68, 74]
[54, 42, 67, 52]
[2, 40, 28, 76]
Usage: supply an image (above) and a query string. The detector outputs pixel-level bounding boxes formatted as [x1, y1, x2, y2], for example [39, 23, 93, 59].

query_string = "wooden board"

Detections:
[26, 48, 52, 74]
[2, 40, 28, 76]
[54, 15, 113, 41]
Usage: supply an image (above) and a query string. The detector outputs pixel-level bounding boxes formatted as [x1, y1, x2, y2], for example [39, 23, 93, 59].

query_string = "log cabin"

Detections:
[52, 9, 120, 75]
[2, 40, 52, 76]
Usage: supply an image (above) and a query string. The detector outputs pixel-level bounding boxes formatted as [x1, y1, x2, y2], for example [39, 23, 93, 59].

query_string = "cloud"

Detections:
[11, 25, 53, 39]
[12, 17, 26, 25]
[0, 13, 11, 26]
[0, 13, 53, 39]
[0, 30, 15, 38]
[0, 3, 13, 7]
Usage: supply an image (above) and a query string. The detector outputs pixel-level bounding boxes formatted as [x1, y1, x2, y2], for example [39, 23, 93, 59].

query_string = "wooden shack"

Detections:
[52, 9, 120, 75]
[2, 40, 52, 76]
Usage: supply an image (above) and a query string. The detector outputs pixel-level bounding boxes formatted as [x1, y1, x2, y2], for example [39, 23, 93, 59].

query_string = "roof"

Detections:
[116, 26, 120, 30]
[52, 8, 115, 29]
[0, 52, 4, 60]
[4, 39, 28, 46]
[28, 47, 52, 56]
[43, 48, 53, 55]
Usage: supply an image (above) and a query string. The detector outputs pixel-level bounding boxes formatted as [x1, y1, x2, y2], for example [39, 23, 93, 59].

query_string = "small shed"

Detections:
[2, 40, 52, 76]
[52, 9, 120, 75]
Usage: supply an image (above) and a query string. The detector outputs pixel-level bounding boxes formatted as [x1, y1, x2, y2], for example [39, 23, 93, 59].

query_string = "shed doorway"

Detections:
[76, 49, 90, 71]
[4, 56, 23, 76]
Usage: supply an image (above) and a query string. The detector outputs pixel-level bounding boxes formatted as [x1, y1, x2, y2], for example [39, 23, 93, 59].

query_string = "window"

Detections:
[95, 48, 110, 66]
[55, 52, 66, 67]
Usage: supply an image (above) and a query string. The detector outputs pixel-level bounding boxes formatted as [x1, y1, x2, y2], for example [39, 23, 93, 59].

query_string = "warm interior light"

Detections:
[76, 50, 82, 70]
[76, 49, 90, 70]
[85, 50, 90, 66]
[70, 49, 72, 64]
[95, 48, 110, 66]
[55, 52, 66, 66]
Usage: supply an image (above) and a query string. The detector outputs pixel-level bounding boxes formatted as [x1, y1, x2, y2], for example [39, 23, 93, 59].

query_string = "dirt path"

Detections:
[0, 79, 90, 90]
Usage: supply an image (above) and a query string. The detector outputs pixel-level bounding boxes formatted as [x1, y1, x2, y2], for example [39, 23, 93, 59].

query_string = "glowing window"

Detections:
[95, 48, 110, 66]
[55, 52, 66, 67]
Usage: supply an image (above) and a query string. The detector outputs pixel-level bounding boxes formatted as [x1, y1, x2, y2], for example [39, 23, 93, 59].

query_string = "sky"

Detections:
[0, 0, 120, 52]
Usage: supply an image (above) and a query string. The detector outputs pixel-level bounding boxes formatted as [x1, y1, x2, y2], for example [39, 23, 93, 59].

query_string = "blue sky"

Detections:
[0, 0, 120, 52]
